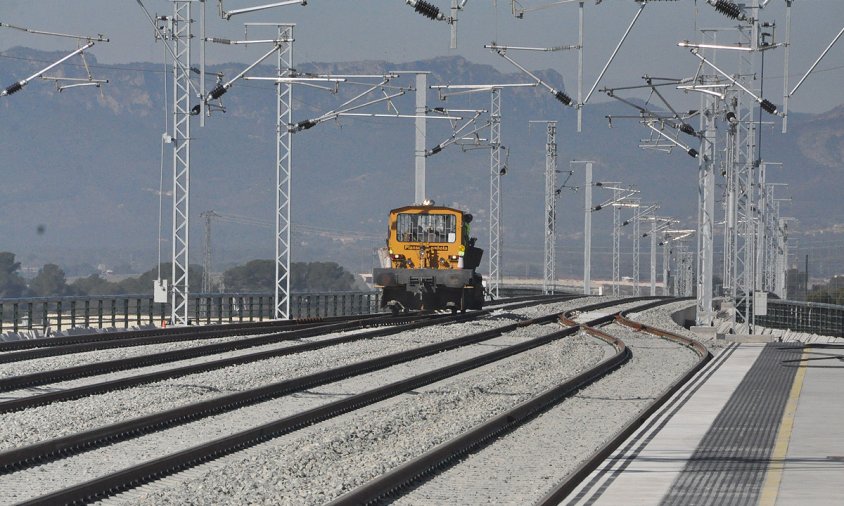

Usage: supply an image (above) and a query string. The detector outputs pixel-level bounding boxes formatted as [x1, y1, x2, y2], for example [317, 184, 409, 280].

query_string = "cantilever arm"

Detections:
[1, 42, 94, 96]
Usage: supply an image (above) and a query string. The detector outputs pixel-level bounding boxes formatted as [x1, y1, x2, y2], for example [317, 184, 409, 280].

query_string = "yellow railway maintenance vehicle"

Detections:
[373, 203, 484, 314]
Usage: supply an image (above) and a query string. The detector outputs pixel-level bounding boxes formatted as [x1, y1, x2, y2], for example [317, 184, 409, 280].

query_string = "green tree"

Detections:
[222, 260, 357, 293]
[0, 252, 28, 298]
[29, 263, 69, 297]
[68, 263, 204, 296]
[291, 262, 356, 291]
[808, 276, 844, 306]
[69, 274, 119, 296]
[123, 263, 204, 294]
[223, 260, 275, 292]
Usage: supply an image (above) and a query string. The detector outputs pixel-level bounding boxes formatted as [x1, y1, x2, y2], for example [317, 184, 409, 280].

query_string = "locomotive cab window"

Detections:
[396, 213, 457, 243]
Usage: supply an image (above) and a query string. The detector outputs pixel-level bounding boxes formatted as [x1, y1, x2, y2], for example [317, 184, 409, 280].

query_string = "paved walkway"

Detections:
[565, 341, 844, 505]
[773, 344, 844, 505]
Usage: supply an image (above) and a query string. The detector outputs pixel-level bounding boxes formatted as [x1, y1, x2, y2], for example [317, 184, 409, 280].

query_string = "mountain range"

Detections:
[1, 47, 842, 280]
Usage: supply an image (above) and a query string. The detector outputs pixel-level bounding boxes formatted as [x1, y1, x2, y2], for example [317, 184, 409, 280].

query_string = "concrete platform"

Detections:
[772, 346, 844, 505]
[565, 342, 844, 505]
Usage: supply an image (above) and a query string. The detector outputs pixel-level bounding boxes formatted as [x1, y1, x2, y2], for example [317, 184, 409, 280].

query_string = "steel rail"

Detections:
[0, 314, 355, 353]
[0, 314, 466, 413]
[328, 300, 664, 505]
[0, 294, 576, 388]
[536, 303, 711, 505]
[0, 313, 438, 392]
[0, 314, 387, 362]
[0, 296, 575, 473]
[16, 297, 616, 505]
[0, 292, 571, 356]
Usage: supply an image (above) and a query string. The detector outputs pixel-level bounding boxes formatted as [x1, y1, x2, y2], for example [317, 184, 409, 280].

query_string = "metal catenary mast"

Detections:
[274, 23, 294, 319]
[488, 87, 503, 298]
[169, 0, 193, 325]
[541, 121, 558, 295]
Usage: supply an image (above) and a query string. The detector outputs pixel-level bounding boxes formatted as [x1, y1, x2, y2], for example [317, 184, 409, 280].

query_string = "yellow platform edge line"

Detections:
[759, 347, 808, 506]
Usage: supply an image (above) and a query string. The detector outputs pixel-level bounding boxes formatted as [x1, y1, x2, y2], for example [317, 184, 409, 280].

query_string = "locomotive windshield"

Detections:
[396, 213, 457, 243]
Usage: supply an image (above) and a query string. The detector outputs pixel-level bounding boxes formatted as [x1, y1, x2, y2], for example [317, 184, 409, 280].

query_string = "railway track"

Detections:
[330, 300, 709, 505]
[0, 312, 455, 409]
[538, 308, 711, 504]
[0, 296, 571, 430]
[0, 300, 576, 473]
[0, 293, 560, 364]
[0, 314, 377, 357]
[0, 296, 575, 411]
[0, 295, 704, 505]
[3, 294, 580, 504]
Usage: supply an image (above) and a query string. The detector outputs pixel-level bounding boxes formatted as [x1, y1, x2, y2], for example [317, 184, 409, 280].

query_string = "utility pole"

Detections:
[201, 210, 218, 293]
[415, 72, 429, 204]
[651, 218, 658, 296]
[612, 188, 622, 297]
[574, 161, 593, 296]
[663, 237, 671, 296]
[632, 203, 641, 296]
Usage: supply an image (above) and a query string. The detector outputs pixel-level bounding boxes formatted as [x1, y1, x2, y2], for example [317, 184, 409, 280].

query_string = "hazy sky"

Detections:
[2, 0, 844, 113]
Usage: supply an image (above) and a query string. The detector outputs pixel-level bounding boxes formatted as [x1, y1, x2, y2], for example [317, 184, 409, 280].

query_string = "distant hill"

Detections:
[1, 47, 842, 278]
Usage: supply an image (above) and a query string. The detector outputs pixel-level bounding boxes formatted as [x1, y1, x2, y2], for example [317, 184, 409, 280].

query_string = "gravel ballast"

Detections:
[0, 299, 593, 452]
[117, 331, 614, 505]
[113, 298, 701, 505]
[1, 296, 715, 506]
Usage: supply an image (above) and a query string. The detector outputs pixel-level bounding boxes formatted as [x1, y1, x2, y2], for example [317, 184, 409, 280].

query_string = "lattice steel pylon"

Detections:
[722, 103, 738, 306]
[488, 87, 502, 299]
[697, 86, 717, 326]
[734, 101, 755, 330]
[542, 121, 558, 295]
[609, 189, 639, 297]
[681, 243, 695, 297]
[275, 24, 294, 319]
[764, 185, 779, 293]
[169, 0, 193, 326]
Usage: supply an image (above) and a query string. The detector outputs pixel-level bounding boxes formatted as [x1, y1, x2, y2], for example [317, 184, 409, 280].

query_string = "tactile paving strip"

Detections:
[660, 343, 803, 506]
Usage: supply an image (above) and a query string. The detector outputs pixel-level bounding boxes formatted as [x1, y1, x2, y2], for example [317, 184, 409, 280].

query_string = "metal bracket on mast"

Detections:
[0, 21, 109, 96]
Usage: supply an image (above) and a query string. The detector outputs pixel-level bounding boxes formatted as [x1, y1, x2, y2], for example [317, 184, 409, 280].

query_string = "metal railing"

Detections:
[0, 291, 381, 335]
[755, 299, 844, 338]
[734, 298, 844, 338]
